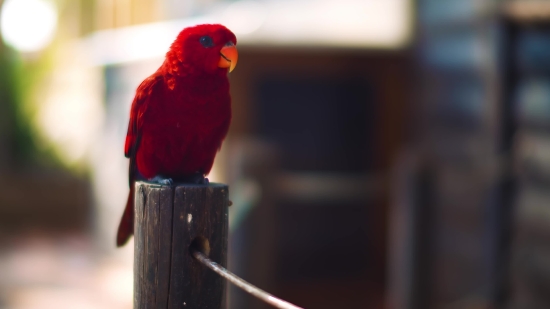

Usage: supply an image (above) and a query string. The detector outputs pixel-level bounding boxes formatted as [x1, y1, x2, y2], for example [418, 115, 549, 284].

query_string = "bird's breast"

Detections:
[137, 85, 231, 178]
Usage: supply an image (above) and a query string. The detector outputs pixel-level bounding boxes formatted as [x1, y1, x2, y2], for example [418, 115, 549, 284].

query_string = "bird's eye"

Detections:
[199, 35, 214, 48]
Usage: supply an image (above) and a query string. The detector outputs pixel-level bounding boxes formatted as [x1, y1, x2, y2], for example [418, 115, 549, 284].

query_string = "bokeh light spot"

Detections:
[0, 0, 58, 52]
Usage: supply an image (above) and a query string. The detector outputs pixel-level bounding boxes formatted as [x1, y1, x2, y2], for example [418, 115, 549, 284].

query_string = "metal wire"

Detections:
[191, 249, 304, 309]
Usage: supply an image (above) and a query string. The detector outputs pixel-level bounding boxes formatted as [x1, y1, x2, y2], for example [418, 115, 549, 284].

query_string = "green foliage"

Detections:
[0, 43, 61, 169]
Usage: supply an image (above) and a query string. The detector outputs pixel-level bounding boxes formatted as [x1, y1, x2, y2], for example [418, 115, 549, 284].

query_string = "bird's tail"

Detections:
[116, 186, 134, 247]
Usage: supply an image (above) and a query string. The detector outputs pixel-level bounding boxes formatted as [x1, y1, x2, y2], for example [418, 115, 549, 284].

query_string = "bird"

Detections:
[116, 24, 238, 247]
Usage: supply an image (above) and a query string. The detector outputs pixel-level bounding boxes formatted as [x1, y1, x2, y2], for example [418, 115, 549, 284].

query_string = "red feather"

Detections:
[116, 24, 237, 247]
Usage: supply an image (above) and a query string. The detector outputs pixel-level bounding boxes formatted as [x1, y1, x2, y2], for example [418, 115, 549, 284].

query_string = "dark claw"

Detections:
[191, 173, 208, 185]
[150, 176, 173, 186]
[160, 178, 174, 185]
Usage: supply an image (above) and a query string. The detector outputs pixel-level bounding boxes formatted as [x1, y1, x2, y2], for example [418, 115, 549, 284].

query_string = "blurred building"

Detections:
[388, 1, 550, 309]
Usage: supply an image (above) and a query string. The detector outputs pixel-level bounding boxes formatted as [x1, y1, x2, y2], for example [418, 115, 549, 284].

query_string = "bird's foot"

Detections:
[191, 173, 209, 185]
[150, 176, 174, 186]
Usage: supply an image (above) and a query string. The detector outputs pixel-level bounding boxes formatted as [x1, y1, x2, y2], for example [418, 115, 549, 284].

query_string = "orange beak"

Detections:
[218, 44, 238, 72]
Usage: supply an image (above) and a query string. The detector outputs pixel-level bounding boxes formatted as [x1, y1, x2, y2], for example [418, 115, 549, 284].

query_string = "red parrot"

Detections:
[116, 24, 238, 247]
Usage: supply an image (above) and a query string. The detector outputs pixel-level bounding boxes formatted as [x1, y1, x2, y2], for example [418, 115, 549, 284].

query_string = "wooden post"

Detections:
[134, 181, 229, 309]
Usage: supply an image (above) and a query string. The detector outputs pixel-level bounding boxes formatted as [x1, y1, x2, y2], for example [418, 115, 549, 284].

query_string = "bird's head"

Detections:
[167, 24, 238, 75]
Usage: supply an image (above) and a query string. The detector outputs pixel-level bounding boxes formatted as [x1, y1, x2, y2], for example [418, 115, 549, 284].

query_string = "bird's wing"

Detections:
[125, 75, 163, 185]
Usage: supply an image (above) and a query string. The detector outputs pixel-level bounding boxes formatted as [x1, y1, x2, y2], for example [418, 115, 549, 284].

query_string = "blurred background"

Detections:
[0, 0, 549, 308]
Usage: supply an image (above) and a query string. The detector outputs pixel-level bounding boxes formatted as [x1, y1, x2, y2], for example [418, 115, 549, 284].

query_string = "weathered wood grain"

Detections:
[134, 182, 229, 309]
